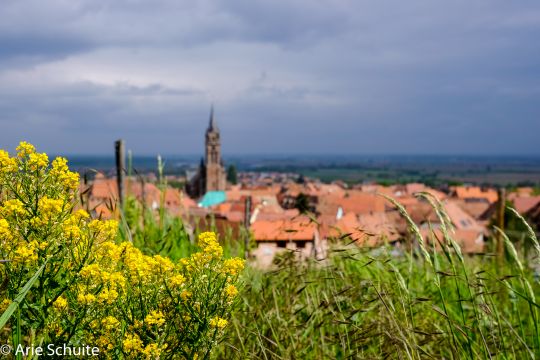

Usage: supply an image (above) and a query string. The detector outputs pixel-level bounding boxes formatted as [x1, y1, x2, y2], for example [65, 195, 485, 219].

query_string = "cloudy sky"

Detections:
[0, 0, 539, 156]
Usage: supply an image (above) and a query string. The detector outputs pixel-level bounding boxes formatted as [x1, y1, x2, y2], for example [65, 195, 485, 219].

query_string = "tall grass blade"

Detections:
[0, 260, 48, 329]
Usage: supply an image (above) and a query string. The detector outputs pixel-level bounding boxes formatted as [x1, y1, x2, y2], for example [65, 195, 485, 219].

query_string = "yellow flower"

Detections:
[222, 258, 245, 276]
[0, 298, 11, 312]
[77, 293, 96, 305]
[198, 231, 218, 248]
[101, 316, 120, 330]
[28, 152, 49, 170]
[153, 255, 174, 273]
[224, 284, 238, 299]
[145, 310, 165, 327]
[0, 219, 12, 241]
[53, 296, 68, 311]
[123, 333, 143, 354]
[209, 316, 228, 329]
[0, 150, 17, 173]
[98, 288, 118, 305]
[1, 199, 26, 218]
[38, 196, 63, 221]
[16, 141, 35, 158]
[97, 336, 114, 351]
[62, 171, 79, 190]
[180, 290, 192, 301]
[80, 264, 102, 279]
[109, 272, 126, 289]
[51, 156, 69, 173]
[142, 343, 162, 358]
[170, 274, 186, 287]
[63, 223, 81, 239]
[51, 157, 79, 189]
[13, 243, 38, 263]
[74, 209, 89, 219]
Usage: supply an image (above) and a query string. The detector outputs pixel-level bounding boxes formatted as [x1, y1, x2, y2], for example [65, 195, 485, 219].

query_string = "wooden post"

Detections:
[244, 196, 252, 259]
[115, 139, 125, 209]
[496, 187, 506, 259]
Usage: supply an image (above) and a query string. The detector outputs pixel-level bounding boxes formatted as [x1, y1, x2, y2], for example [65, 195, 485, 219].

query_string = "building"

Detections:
[187, 107, 227, 199]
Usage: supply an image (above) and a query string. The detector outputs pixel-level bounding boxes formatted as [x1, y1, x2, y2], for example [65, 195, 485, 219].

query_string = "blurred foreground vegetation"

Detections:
[119, 193, 540, 359]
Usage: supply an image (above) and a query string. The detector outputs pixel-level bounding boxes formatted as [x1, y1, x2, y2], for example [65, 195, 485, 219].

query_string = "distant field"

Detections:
[64, 154, 540, 186]
[300, 167, 540, 186]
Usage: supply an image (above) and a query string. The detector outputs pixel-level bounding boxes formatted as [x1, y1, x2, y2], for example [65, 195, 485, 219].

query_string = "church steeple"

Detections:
[207, 105, 218, 133]
[187, 106, 227, 198]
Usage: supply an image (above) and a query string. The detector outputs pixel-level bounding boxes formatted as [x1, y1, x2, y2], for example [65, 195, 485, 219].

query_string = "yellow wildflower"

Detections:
[0, 298, 11, 312]
[180, 290, 192, 301]
[142, 343, 162, 358]
[53, 296, 68, 311]
[13, 243, 38, 263]
[101, 316, 120, 330]
[153, 255, 174, 273]
[109, 271, 126, 289]
[170, 274, 186, 287]
[222, 258, 245, 276]
[28, 152, 49, 170]
[74, 209, 90, 219]
[1, 199, 26, 218]
[16, 141, 35, 158]
[145, 310, 165, 327]
[80, 264, 102, 279]
[62, 171, 79, 190]
[0, 219, 12, 241]
[224, 284, 238, 299]
[77, 293, 96, 305]
[98, 288, 118, 305]
[123, 333, 143, 354]
[209, 316, 228, 329]
[97, 336, 114, 351]
[198, 231, 218, 248]
[38, 196, 63, 220]
[51, 156, 69, 173]
[0, 150, 17, 173]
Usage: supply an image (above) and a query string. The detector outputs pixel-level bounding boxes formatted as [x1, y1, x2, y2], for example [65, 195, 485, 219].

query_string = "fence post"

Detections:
[496, 187, 506, 259]
[244, 196, 252, 259]
[115, 139, 125, 209]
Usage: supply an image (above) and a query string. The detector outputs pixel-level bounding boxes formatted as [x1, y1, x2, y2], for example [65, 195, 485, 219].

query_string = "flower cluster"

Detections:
[0, 142, 245, 360]
[67, 232, 244, 358]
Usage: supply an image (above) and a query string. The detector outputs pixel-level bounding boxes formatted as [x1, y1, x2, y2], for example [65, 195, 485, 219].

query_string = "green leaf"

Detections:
[0, 260, 48, 330]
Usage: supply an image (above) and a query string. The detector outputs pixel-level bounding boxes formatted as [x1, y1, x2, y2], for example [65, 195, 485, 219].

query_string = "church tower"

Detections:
[204, 107, 226, 192]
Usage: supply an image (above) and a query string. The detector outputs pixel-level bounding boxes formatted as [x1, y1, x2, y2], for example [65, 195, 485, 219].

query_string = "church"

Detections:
[186, 107, 227, 199]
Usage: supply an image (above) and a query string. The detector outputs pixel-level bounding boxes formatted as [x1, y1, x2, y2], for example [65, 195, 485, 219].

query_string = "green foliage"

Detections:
[0, 143, 245, 359]
[217, 245, 540, 359]
[294, 193, 311, 214]
[227, 164, 238, 185]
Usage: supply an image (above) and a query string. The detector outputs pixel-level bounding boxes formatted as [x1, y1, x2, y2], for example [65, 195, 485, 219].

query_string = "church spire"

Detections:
[208, 105, 218, 132]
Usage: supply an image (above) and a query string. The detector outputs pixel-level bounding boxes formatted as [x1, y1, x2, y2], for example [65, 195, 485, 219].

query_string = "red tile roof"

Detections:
[451, 186, 498, 204]
[512, 196, 540, 214]
[251, 217, 318, 241]
[317, 191, 386, 217]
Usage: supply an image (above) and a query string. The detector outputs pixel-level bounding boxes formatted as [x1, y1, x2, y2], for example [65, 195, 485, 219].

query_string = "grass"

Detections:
[215, 242, 539, 359]
[110, 159, 540, 359]
[118, 193, 540, 359]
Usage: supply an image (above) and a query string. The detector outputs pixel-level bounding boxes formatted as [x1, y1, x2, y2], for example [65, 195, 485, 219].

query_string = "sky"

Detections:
[0, 0, 539, 156]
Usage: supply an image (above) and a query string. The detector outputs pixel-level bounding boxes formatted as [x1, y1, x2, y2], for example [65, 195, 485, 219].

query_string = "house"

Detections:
[250, 217, 326, 267]
[450, 186, 498, 204]
[87, 173, 194, 219]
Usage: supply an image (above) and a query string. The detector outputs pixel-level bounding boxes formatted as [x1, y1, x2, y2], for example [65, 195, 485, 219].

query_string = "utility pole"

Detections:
[496, 187, 506, 259]
[115, 139, 125, 209]
[244, 196, 252, 259]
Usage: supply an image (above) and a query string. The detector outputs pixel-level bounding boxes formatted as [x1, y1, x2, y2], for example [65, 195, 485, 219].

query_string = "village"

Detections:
[79, 110, 540, 266]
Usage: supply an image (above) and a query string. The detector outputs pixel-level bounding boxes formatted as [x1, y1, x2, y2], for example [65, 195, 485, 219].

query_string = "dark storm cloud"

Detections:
[0, 0, 539, 155]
